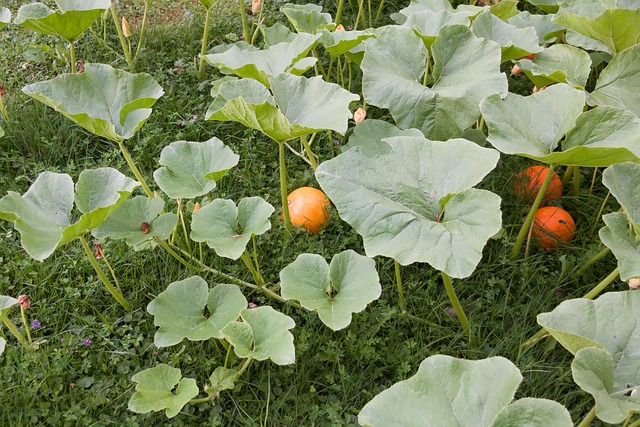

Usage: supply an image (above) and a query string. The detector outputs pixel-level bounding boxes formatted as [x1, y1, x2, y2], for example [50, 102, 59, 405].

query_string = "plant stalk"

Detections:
[116, 141, 154, 198]
[177, 199, 193, 253]
[1, 314, 25, 344]
[441, 271, 474, 344]
[335, 0, 345, 25]
[576, 406, 596, 427]
[20, 306, 32, 344]
[574, 247, 611, 278]
[590, 190, 611, 235]
[572, 166, 580, 197]
[69, 42, 76, 73]
[353, 0, 365, 30]
[238, 0, 251, 43]
[134, 0, 150, 60]
[101, 251, 123, 295]
[79, 235, 131, 311]
[197, 8, 213, 81]
[394, 260, 407, 313]
[582, 267, 619, 300]
[510, 164, 556, 259]
[241, 250, 265, 287]
[235, 356, 253, 378]
[278, 142, 292, 231]
[300, 135, 318, 171]
[109, 6, 133, 65]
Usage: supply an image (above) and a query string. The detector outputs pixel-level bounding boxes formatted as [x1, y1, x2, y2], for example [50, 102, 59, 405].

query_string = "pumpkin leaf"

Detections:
[472, 10, 541, 62]
[261, 23, 297, 47]
[599, 213, 640, 281]
[0, 337, 5, 355]
[571, 347, 640, 425]
[343, 119, 424, 157]
[0, 7, 11, 28]
[521, 44, 592, 89]
[281, 3, 334, 34]
[190, 197, 274, 260]
[603, 162, 640, 223]
[128, 364, 199, 418]
[280, 250, 381, 331]
[14, 0, 110, 42]
[22, 63, 164, 143]
[153, 137, 239, 199]
[361, 25, 506, 140]
[208, 367, 237, 392]
[589, 44, 640, 117]
[403, 10, 474, 49]
[508, 11, 564, 43]
[538, 291, 640, 424]
[147, 276, 247, 347]
[358, 355, 572, 427]
[206, 73, 359, 142]
[523, 0, 562, 13]
[392, 0, 454, 24]
[0, 169, 137, 261]
[92, 196, 178, 251]
[221, 306, 295, 365]
[316, 136, 501, 278]
[555, 8, 640, 54]
[203, 33, 320, 87]
[0, 296, 18, 311]
[318, 29, 375, 57]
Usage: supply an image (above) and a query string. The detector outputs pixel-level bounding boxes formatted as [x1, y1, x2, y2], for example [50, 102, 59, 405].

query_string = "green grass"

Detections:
[0, 1, 624, 426]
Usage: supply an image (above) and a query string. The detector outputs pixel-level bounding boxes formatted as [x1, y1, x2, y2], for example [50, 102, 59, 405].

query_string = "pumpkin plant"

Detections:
[316, 134, 502, 341]
[0, 169, 142, 310]
[22, 63, 164, 198]
[359, 355, 572, 427]
[128, 275, 297, 417]
[205, 72, 358, 231]
[14, 0, 111, 73]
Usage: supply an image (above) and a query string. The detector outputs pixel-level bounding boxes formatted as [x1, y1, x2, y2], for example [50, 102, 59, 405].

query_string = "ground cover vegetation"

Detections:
[1, 0, 639, 425]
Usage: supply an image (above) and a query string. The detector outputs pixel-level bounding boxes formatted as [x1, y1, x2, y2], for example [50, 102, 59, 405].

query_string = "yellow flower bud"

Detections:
[122, 17, 131, 38]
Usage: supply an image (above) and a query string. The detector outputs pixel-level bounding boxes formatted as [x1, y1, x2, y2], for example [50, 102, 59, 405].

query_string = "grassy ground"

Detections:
[0, 0, 622, 425]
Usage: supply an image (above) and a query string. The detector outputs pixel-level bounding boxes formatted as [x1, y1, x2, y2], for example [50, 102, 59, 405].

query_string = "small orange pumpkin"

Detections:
[513, 165, 563, 205]
[285, 187, 331, 234]
[532, 206, 575, 249]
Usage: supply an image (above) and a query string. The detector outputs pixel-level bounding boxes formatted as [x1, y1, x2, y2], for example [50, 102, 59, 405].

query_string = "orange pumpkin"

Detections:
[532, 206, 575, 249]
[285, 187, 331, 234]
[513, 165, 563, 205]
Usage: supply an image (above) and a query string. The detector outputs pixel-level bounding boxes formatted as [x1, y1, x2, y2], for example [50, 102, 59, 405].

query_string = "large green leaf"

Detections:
[343, 119, 424, 157]
[147, 276, 247, 347]
[0, 126, 4, 138]
[361, 25, 506, 140]
[571, 347, 640, 425]
[0, 336, 5, 355]
[14, 0, 110, 42]
[520, 44, 592, 89]
[392, 0, 454, 24]
[206, 73, 359, 142]
[472, 10, 541, 62]
[153, 137, 239, 199]
[221, 306, 295, 365]
[589, 44, 640, 117]
[0, 296, 18, 311]
[316, 136, 501, 278]
[92, 196, 178, 251]
[358, 355, 571, 427]
[555, 9, 640, 54]
[0, 7, 11, 28]
[280, 250, 381, 331]
[480, 84, 584, 159]
[523, 0, 562, 13]
[261, 23, 297, 47]
[600, 213, 640, 281]
[190, 197, 274, 260]
[508, 12, 564, 43]
[403, 10, 474, 49]
[537, 291, 640, 424]
[318, 29, 375, 57]
[603, 162, 640, 223]
[22, 63, 164, 143]
[281, 3, 334, 34]
[128, 364, 199, 418]
[203, 33, 320, 87]
[0, 169, 137, 261]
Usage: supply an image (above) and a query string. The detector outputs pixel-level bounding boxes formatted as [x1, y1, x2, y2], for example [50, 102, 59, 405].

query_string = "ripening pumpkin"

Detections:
[532, 206, 575, 249]
[284, 187, 331, 234]
[513, 165, 563, 205]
